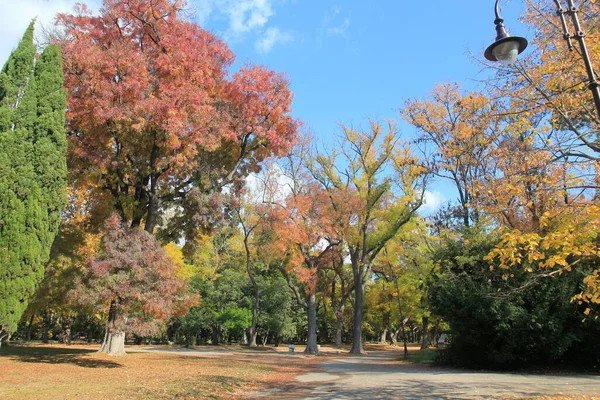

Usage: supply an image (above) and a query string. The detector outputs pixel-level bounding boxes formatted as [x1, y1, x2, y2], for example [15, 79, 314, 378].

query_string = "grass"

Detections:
[0, 343, 318, 399]
[398, 347, 438, 364]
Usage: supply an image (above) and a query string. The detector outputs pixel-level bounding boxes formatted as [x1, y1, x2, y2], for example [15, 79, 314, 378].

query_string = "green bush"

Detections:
[429, 228, 600, 370]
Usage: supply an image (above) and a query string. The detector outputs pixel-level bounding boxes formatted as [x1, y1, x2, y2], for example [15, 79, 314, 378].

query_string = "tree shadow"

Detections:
[267, 378, 594, 400]
[0, 345, 121, 369]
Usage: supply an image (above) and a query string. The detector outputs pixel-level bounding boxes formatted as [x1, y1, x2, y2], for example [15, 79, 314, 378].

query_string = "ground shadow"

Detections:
[261, 377, 597, 400]
[0, 345, 121, 369]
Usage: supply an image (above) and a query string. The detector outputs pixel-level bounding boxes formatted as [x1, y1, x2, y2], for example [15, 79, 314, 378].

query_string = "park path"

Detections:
[249, 351, 600, 399]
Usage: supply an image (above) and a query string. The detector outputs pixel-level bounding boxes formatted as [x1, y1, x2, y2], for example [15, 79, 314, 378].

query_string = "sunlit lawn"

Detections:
[0, 343, 317, 399]
[399, 347, 438, 364]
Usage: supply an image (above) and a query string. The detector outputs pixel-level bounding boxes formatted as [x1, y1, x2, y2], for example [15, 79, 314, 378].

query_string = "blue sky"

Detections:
[191, 1, 528, 135]
[0, 0, 531, 212]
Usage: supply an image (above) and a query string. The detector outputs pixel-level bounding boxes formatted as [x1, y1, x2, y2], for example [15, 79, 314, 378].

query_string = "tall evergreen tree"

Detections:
[0, 22, 67, 343]
[0, 22, 35, 131]
[31, 44, 68, 245]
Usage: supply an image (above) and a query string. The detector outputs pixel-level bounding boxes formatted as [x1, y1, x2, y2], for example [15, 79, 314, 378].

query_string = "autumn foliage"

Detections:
[57, 0, 298, 233]
[73, 216, 197, 337]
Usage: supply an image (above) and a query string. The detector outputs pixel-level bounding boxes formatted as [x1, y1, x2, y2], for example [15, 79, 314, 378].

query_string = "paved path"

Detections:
[253, 351, 600, 399]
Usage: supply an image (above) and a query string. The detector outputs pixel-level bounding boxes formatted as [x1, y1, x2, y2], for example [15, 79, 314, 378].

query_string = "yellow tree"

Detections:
[309, 121, 425, 353]
[371, 218, 432, 356]
[477, 123, 600, 315]
[403, 83, 499, 226]
[492, 0, 600, 163]
[479, 1, 600, 314]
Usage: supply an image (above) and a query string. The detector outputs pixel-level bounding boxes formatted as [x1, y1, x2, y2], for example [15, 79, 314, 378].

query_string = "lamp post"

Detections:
[485, 0, 600, 120]
[484, 0, 528, 65]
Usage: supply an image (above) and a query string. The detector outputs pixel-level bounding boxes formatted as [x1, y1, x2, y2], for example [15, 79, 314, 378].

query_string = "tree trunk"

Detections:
[26, 314, 34, 341]
[144, 144, 161, 234]
[41, 311, 51, 344]
[262, 329, 269, 346]
[211, 325, 220, 345]
[421, 316, 429, 350]
[87, 328, 94, 343]
[99, 299, 126, 355]
[61, 315, 72, 344]
[390, 329, 399, 346]
[401, 321, 409, 358]
[350, 277, 364, 354]
[379, 328, 388, 344]
[240, 330, 248, 346]
[305, 293, 318, 354]
[243, 233, 259, 348]
[431, 322, 439, 348]
[144, 187, 159, 233]
[248, 286, 259, 347]
[335, 305, 345, 348]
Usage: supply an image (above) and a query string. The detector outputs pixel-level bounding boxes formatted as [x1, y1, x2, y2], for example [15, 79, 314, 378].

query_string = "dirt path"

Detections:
[247, 351, 600, 399]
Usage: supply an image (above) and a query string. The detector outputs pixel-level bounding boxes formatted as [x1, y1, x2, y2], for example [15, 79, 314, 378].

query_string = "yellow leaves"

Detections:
[163, 243, 196, 280]
[486, 196, 600, 316]
[573, 269, 600, 316]
[75, 232, 102, 260]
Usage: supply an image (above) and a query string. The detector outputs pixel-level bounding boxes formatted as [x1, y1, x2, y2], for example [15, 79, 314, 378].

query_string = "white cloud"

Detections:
[190, 0, 292, 53]
[228, 0, 273, 34]
[255, 27, 292, 54]
[192, 0, 274, 36]
[245, 163, 293, 204]
[0, 0, 101, 63]
[193, 1, 215, 27]
[328, 17, 350, 36]
[420, 190, 445, 215]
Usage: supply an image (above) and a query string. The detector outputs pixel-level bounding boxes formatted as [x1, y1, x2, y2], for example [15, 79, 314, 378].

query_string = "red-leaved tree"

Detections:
[72, 216, 196, 355]
[56, 0, 298, 236]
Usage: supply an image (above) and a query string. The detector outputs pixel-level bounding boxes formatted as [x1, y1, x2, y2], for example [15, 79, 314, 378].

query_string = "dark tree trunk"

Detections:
[401, 321, 409, 357]
[87, 328, 94, 343]
[421, 316, 429, 350]
[334, 305, 344, 348]
[212, 325, 220, 345]
[248, 285, 259, 347]
[305, 293, 318, 354]
[99, 299, 126, 355]
[431, 323, 439, 348]
[41, 311, 51, 344]
[350, 277, 364, 354]
[243, 234, 259, 347]
[144, 187, 159, 233]
[278, 263, 318, 354]
[144, 140, 161, 234]
[25, 314, 35, 341]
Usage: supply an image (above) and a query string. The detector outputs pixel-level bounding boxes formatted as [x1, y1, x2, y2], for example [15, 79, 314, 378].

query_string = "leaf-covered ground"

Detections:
[0, 343, 322, 399]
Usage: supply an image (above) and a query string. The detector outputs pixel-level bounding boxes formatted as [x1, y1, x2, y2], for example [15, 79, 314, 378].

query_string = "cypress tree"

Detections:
[32, 44, 68, 248]
[0, 22, 67, 342]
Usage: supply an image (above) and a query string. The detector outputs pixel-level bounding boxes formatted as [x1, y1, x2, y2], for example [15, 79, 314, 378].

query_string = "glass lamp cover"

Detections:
[492, 40, 520, 65]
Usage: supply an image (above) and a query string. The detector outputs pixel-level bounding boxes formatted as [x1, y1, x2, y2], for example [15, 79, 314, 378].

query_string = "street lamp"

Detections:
[485, 0, 600, 119]
[484, 0, 528, 65]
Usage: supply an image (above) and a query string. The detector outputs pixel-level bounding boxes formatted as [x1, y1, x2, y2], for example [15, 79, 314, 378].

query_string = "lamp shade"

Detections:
[485, 36, 528, 65]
